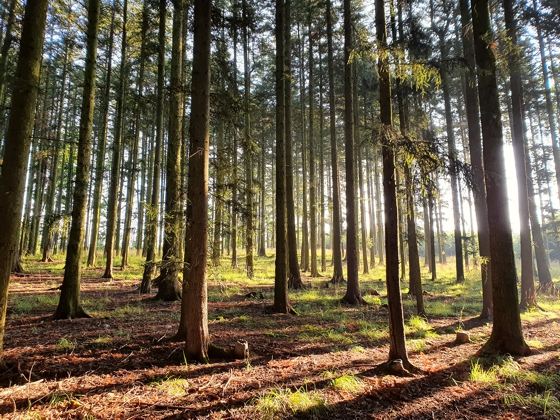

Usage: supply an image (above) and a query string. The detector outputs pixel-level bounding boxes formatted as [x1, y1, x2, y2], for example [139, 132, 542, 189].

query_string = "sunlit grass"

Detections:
[504, 391, 560, 417]
[254, 387, 327, 420]
[153, 377, 189, 396]
[330, 374, 364, 393]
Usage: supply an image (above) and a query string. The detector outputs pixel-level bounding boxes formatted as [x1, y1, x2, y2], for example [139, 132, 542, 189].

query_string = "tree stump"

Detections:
[455, 331, 470, 344]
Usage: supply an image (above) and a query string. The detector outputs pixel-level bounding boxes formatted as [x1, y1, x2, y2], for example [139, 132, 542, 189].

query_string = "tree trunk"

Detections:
[286, 0, 303, 289]
[342, 0, 363, 306]
[141, 0, 165, 294]
[471, 0, 530, 356]
[177, 0, 211, 361]
[53, 0, 100, 320]
[102, 0, 128, 279]
[326, 0, 344, 283]
[154, 0, 184, 302]
[376, 0, 411, 370]
[242, 0, 254, 278]
[274, 0, 291, 314]
[308, 8, 319, 278]
[0, 0, 48, 370]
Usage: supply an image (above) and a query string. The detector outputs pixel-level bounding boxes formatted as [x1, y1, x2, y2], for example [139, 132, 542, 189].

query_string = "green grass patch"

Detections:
[153, 377, 189, 396]
[330, 374, 364, 393]
[254, 387, 328, 420]
[504, 391, 560, 418]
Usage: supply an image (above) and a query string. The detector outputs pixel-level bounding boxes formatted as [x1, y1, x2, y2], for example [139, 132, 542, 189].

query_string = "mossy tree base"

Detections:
[153, 275, 181, 301]
[52, 305, 91, 320]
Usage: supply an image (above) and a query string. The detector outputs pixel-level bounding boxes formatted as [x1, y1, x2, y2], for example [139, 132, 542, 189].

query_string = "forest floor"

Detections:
[1, 254, 560, 419]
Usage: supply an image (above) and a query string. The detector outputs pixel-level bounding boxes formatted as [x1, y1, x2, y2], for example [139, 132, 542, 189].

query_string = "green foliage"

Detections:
[504, 391, 560, 418]
[56, 337, 76, 352]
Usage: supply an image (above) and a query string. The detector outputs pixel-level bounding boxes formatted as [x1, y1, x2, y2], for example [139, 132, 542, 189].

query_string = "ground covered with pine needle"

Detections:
[1, 255, 560, 419]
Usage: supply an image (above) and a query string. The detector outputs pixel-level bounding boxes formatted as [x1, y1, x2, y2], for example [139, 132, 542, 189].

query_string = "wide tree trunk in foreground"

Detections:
[177, 0, 211, 362]
[53, 0, 100, 320]
[0, 0, 48, 370]
[471, 0, 530, 356]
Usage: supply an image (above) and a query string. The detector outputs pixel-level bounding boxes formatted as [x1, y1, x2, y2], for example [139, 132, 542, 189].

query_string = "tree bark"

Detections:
[177, 0, 211, 362]
[471, 0, 530, 356]
[0, 0, 48, 370]
[53, 0, 100, 320]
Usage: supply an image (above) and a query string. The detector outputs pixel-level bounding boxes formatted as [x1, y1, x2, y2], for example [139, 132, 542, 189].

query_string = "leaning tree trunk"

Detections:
[0, 0, 48, 370]
[471, 0, 530, 356]
[53, 0, 100, 320]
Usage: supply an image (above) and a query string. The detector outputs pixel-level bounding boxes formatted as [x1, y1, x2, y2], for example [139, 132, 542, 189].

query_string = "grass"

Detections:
[12, 294, 59, 314]
[330, 374, 364, 393]
[153, 377, 190, 396]
[254, 387, 328, 420]
[56, 337, 76, 352]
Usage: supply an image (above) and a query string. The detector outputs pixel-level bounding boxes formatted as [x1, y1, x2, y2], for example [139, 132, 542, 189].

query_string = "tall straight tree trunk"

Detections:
[503, 0, 535, 310]
[471, 0, 530, 356]
[242, 0, 254, 278]
[459, 0, 492, 319]
[231, 20, 239, 270]
[154, 0, 183, 301]
[258, 124, 267, 257]
[88, 4, 115, 267]
[299, 24, 309, 273]
[0, 0, 48, 370]
[374, 148, 384, 265]
[376, 0, 411, 370]
[318, 46, 326, 272]
[366, 147, 377, 268]
[102, 0, 128, 279]
[342, 0, 363, 305]
[308, 8, 319, 278]
[141, 0, 165, 293]
[286, 0, 303, 289]
[53, 0, 100, 320]
[177, 0, 211, 361]
[122, 3, 148, 269]
[326, 0, 344, 283]
[41, 41, 69, 262]
[274, 0, 291, 314]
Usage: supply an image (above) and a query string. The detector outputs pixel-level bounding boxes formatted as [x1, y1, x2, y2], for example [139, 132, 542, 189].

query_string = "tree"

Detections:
[178, 0, 212, 361]
[376, 0, 412, 371]
[326, 0, 344, 284]
[274, 0, 291, 314]
[102, 0, 129, 279]
[153, 0, 184, 302]
[471, 0, 530, 356]
[341, 0, 364, 305]
[53, 0, 101, 320]
[458, 0, 492, 319]
[141, 0, 166, 294]
[0, 0, 49, 370]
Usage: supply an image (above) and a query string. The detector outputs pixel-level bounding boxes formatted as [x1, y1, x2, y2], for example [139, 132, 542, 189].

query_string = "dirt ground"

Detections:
[1, 270, 559, 419]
